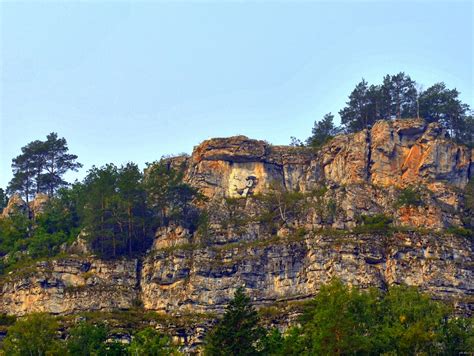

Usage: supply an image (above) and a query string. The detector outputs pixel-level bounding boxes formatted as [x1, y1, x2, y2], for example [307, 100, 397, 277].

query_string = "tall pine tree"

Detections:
[204, 287, 264, 356]
[41, 133, 82, 196]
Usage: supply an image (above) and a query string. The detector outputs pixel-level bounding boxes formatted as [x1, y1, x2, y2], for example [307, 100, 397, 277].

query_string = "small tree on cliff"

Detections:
[204, 287, 264, 356]
[306, 113, 339, 148]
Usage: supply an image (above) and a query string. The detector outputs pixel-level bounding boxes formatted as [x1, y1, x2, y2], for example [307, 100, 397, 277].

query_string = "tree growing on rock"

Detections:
[7, 133, 82, 201]
[41, 132, 82, 196]
[144, 161, 202, 230]
[306, 113, 339, 148]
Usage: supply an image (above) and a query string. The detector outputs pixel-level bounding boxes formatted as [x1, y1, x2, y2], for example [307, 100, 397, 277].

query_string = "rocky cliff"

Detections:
[0, 119, 472, 347]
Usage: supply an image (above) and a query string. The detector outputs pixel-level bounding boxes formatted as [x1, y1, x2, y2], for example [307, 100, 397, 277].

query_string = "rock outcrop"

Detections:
[0, 257, 138, 316]
[0, 119, 472, 350]
[1, 193, 50, 219]
[1, 194, 28, 218]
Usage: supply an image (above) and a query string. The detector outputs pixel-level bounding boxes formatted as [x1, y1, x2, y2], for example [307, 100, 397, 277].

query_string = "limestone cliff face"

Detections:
[183, 119, 471, 229]
[186, 119, 472, 197]
[0, 119, 472, 324]
[0, 257, 137, 316]
[140, 232, 473, 315]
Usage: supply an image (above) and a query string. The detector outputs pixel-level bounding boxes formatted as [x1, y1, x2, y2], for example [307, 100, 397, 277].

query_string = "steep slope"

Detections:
[0, 119, 472, 322]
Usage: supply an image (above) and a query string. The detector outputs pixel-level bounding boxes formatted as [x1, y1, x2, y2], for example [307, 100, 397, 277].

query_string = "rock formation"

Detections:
[0, 119, 472, 350]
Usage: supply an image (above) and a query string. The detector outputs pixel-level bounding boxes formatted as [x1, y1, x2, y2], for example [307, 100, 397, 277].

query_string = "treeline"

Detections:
[0, 281, 471, 355]
[204, 281, 473, 355]
[1, 133, 201, 268]
[0, 161, 200, 265]
[0, 314, 179, 355]
[298, 73, 473, 148]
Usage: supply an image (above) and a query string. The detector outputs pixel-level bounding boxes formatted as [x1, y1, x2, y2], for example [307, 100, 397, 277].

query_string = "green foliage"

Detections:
[1, 313, 63, 355]
[257, 328, 285, 355]
[419, 82, 470, 140]
[279, 281, 473, 355]
[67, 321, 109, 355]
[306, 113, 339, 148]
[354, 214, 393, 233]
[254, 185, 306, 228]
[289, 279, 380, 355]
[0, 314, 16, 327]
[446, 226, 473, 239]
[144, 161, 203, 230]
[0, 212, 31, 257]
[0, 189, 7, 212]
[7, 133, 82, 202]
[465, 178, 474, 212]
[395, 186, 423, 208]
[80, 163, 153, 258]
[376, 285, 449, 354]
[0, 192, 81, 272]
[338, 73, 418, 133]
[204, 287, 265, 356]
[457, 114, 474, 147]
[129, 327, 180, 356]
[338, 74, 472, 142]
[339, 79, 377, 132]
[383, 72, 417, 119]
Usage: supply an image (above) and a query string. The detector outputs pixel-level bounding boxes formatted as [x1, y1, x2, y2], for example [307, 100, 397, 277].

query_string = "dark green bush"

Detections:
[354, 214, 393, 233]
[395, 186, 423, 208]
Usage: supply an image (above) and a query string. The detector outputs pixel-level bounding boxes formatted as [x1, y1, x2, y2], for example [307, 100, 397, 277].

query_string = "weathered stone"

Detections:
[1, 193, 28, 218]
[0, 118, 472, 352]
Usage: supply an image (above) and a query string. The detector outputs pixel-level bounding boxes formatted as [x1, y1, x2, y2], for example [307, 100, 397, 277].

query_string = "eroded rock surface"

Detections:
[0, 119, 472, 349]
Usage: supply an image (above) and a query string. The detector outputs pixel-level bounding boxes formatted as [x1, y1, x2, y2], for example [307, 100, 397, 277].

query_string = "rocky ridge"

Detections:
[0, 119, 472, 349]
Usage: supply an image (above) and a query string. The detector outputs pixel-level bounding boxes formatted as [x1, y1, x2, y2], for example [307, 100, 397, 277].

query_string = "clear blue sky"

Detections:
[1, 1, 472, 189]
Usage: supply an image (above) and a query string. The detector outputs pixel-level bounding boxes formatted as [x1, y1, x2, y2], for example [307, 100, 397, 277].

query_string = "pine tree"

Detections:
[81, 164, 119, 257]
[387, 72, 417, 118]
[204, 287, 264, 356]
[419, 83, 470, 138]
[8, 149, 37, 203]
[339, 79, 372, 132]
[41, 132, 82, 196]
[306, 113, 339, 148]
[7, 133, 81, 200]
[144, 161, 201, 229]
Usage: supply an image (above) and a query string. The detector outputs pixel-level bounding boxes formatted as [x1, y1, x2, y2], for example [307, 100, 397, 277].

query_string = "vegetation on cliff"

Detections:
[298, 72, 473, 148]
[0, 281, 471, 355]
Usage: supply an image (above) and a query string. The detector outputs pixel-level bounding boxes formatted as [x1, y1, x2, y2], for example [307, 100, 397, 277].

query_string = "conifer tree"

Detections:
[7, 133, 81, 200]
[387, 72, 417, 118]
[419, 82, 470, 138]
[41, 132, 82, 196]
[204, 287, 264, 356]
[306, 113, 339, 147]
[339, 79, 373, 132]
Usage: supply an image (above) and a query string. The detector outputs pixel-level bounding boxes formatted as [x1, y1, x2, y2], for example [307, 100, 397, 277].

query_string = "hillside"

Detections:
[0, 118, 473, 351]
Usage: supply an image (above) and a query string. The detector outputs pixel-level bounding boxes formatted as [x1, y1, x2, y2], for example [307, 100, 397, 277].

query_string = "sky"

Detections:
[0, 0, 472, 189]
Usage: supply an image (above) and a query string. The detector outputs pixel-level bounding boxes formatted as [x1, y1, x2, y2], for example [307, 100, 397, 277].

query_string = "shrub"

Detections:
[446, 226, 473, 239]
[354, 214, 393, 233]
[395, 186, 423, 208]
